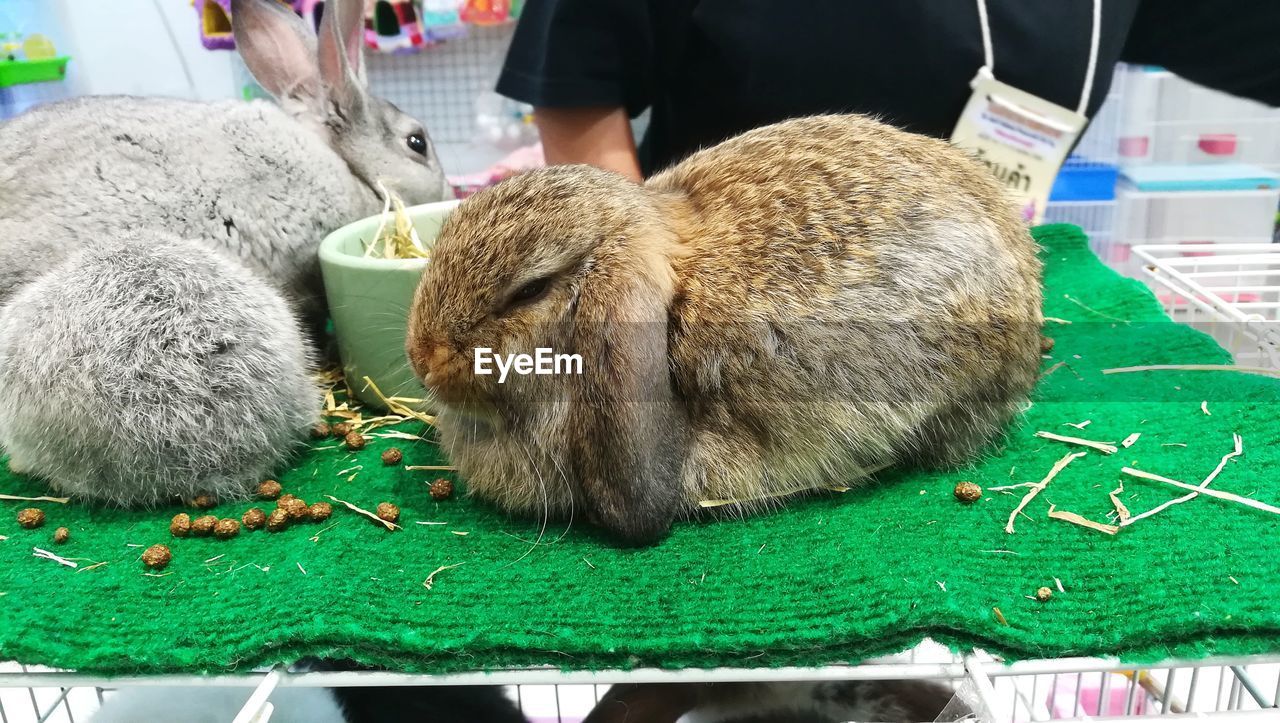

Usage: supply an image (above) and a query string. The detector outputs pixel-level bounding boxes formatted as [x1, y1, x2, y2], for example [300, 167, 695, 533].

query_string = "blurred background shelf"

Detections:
[0, 56, 69, 87]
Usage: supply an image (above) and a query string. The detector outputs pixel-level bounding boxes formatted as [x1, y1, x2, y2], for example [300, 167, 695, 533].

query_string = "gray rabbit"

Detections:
[0, 234, 316, 505]
[0, 0, 449, 316]
[0, 0, 448, 506]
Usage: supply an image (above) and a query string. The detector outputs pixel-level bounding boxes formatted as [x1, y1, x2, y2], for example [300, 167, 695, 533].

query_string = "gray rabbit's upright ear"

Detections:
[316, 0, 369, 113]
[567, 256, 689, 546]
[230, 0, 324, 115]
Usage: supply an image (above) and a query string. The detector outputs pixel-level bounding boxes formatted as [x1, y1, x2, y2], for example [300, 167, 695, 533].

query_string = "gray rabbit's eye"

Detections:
[406, 131, 428, 156]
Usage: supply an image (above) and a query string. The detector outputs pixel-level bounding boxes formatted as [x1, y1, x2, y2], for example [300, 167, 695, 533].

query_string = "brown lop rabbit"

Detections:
[407, 114, 1042, 545]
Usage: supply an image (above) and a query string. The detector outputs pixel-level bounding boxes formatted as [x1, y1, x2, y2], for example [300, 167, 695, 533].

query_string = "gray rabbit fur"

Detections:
[0, 0, 449, 316]
[0, 0, 448, 506]
[0, 233, 317, 505]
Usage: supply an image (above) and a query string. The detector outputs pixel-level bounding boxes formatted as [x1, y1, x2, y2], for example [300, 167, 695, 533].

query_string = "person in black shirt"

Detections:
[497, 1, 1280, 180]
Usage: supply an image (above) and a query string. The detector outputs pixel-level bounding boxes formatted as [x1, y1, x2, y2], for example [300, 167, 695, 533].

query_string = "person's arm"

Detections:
[1121, 0, 1280, 106]
[534, 106, 642, 182]
[495, 0, 654, 177]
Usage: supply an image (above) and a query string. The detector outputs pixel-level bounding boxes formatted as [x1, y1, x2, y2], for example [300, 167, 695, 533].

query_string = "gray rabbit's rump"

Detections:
[0, 234, 316, 506]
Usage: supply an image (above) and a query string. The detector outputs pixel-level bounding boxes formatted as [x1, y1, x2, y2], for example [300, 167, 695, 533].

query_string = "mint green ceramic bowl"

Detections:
[318, 199, 459, 410]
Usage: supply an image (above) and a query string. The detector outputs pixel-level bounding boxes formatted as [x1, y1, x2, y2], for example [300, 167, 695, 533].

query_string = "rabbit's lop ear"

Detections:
[316, 0, 369, 112]
[568, 264, 689, 546]
[231, 0, 323, 115]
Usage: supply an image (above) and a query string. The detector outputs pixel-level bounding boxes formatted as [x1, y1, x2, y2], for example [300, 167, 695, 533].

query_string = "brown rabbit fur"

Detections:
[407, 114, 1042, 545]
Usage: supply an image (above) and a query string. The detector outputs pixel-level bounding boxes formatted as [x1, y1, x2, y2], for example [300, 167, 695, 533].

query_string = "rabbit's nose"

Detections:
[420, 343, 452, 387]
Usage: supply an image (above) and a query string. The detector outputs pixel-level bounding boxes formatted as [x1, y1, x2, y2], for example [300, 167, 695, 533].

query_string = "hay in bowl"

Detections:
[318, 193, 460, 411]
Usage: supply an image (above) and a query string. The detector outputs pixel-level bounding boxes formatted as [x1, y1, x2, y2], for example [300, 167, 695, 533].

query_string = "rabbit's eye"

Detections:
[406, 131, 428, 156]
[505, 277, 551, 310]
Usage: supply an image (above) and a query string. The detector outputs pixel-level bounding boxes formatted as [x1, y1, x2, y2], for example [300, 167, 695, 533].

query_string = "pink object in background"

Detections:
[1049, 673, 1148, 718]
[460, 0, 510, 25]
[1198, 133, 1238, 156]
[1108, 243, 1131, 264]
[448, 143, 545, 197]
[1118, 136, 1150, 158]
[1179, 240, 1215, 258]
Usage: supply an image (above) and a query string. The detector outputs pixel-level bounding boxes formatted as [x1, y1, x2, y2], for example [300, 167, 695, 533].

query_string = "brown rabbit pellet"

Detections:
[1041, 336, 1056, 354]
[311, 422, 331, 439]
[191, 494, 216, 510]
[266, 508, 290, 532]
[344, 432, 367, 451]
[376, 502, 400, 523]
[53, 527, 70, 544]
[16, 508, 45, 529]
[953, 481, 982, 503]
[308, 502, 333, 521]
[280, 497, 309, 521]
[214, 519, 240, 540]
[256, 480, 283, 500]
[1035, 586, 1054, 602]
[191, 515, 217, 536]
[429, 478, 454, 501]
[381, 448, 403, 466]
[170, 513, 192, 538]
[142, 544, 172, 570]
[242, 508, 267, 531]
[331, 422, 353, 438]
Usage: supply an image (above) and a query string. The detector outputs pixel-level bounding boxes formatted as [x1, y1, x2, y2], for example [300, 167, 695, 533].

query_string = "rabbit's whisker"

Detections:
[501, 435, 550, 569]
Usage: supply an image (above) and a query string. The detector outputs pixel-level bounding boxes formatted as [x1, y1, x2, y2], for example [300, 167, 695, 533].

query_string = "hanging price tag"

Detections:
[950, 70, 1087, 225]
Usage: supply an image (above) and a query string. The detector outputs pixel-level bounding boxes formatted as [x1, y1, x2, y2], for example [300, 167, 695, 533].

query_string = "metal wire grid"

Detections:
[362, 24, 515, 147]
[1122, 69, 1280, 174]
[3, 653, 1280, 723]
[228, 22, 517, 174]
[1134, 243, 1280, 369]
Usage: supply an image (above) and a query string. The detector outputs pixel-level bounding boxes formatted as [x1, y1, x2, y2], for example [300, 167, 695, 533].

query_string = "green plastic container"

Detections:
[0, 57, 70, 88]
[318, 199, 459, 411]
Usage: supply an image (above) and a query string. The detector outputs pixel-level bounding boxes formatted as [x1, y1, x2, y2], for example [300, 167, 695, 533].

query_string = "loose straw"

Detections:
[1035, 430, 1117, 455]
[324, 495, 401, 531]
[1102, 365, 1280, 379]
[1121, 434, 1244, 526]
[1048, 506, 1119, 535]
[1121, 466, 1279, 517]
[1006, 451, 1087, 534]
[363, 376, 436, 426]
[0, 493, 70, 504]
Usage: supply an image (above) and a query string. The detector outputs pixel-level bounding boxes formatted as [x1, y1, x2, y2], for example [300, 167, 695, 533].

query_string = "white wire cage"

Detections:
[3, 646, 1280, 723]
[1133, 243, 1280, 369]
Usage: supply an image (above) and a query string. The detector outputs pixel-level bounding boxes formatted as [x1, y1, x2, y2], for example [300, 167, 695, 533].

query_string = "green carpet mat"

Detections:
[2, 224, 1279, 675]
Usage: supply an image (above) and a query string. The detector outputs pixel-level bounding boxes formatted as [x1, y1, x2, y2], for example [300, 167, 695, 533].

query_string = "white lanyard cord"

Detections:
[974, 0, 1102, 115]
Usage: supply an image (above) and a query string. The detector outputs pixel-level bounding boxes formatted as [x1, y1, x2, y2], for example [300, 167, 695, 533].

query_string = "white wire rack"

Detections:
[3, 646, 1279, 723]
[1134, 243, 1280, 369]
